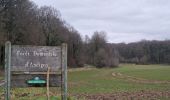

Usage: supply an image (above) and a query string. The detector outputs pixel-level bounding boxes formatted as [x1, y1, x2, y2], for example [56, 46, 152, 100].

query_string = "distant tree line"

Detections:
[113, 40, 170, 64]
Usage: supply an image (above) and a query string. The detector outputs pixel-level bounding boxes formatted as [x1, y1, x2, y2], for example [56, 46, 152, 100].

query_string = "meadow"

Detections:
[0, 64, 170, 99]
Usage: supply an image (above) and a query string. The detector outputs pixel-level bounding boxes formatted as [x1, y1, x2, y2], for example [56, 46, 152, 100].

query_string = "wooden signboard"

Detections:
[5, 41, 67, 100]
[11, 45, 62, 72]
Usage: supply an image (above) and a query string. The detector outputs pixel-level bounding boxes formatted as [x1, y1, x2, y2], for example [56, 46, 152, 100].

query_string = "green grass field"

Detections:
[68, 64, 170, 94]
[0, 64, 170, 99]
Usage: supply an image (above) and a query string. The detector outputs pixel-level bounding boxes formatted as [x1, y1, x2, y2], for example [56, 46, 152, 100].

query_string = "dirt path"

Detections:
[112, 72, 170, 84]
[74, 90, 170, 100]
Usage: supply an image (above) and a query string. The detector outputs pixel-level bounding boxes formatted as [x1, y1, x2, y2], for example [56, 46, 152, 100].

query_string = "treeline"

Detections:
[113, 40, 170, 64]
[1, 0, 170, 68]
[0, 0, 119, 68]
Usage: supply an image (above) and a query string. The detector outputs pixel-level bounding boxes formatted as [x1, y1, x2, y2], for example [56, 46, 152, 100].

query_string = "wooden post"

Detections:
[61, 43, 67, 100]
[47, 67, 50, 100]
[5, 41, 11, 100]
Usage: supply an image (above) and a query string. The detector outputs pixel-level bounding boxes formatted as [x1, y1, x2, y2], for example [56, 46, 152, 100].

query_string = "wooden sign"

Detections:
[11, 45, 61, 72]
[5, 42, 68, 100]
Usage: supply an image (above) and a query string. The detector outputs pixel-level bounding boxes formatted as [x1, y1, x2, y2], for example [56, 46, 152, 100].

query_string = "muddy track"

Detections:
[74, 90, 170, 100]
[112, 72, 170, 84]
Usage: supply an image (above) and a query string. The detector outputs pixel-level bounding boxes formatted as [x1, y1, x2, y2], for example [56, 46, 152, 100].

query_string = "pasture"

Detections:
[0, 64, 170, 99]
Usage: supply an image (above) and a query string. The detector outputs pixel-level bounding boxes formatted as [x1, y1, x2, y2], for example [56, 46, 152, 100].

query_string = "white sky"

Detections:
[32, 0, 170, 43]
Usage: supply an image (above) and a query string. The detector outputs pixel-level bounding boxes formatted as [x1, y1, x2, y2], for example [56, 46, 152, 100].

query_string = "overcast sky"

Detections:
[32, 0, 170, 43]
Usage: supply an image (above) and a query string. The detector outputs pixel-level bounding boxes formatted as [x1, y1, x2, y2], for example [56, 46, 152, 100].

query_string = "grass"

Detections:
[68, 64, 170, 94]
[0, 64, 170, 99]
[113, 64, 170, 81]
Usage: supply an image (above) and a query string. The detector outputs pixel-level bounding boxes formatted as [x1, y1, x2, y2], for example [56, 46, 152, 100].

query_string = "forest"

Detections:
[0, 0, 170, 69]
[114, 40, 170, 64]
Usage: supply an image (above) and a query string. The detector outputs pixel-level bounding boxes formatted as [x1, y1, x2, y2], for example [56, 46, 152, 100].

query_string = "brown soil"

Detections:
[74, 90, 170, 100]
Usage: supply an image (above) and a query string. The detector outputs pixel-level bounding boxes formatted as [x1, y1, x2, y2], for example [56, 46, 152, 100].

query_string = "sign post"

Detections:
[62, 43, 67, 100]
[5, 41, 11, 100]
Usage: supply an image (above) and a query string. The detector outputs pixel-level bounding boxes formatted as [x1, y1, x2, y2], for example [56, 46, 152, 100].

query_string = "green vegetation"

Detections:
[68, 64, 170, 94]
[114, 64, 170, 81]
[0, 64, 170, 99]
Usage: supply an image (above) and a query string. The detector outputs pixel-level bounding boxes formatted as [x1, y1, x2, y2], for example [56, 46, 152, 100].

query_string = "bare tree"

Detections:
[86, 31, 119, 68]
